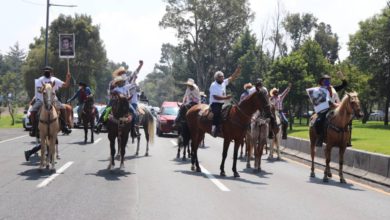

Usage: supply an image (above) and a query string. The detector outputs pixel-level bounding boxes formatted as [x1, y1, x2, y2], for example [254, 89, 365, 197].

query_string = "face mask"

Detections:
[79, 86, 82, 90]
[246, 89, 251, 93]
[44, 71, 51, 78]
[324, 79, 330, 87]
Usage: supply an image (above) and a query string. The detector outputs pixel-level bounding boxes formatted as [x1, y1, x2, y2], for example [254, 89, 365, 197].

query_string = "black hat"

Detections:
[319, 74, 331, 83]
[78, 82, 87, 87]
[255, 78, 263, 86]
[42, 66, 53, 71]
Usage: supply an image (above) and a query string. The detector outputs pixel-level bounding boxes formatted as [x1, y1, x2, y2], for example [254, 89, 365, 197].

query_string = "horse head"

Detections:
[346, 92, 363, 119]
[111, 94, 130, 118]
[252, 87, 279, 134]
[41, 82, 55, 111]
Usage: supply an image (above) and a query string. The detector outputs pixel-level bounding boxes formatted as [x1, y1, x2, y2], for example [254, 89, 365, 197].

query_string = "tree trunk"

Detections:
[362, 103, 369, 124]
[8, 103, 14, 126]
[385, 92, 389, 126]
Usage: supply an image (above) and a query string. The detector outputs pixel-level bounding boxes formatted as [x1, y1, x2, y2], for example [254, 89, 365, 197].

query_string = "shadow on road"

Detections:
[307, 177, 365, 191]
[18, 168, 52, 180]
[241, 167, 273, 179]
[85, 169, 133, 181]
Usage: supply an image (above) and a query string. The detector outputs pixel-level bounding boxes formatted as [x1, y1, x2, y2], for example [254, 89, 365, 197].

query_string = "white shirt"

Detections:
[183, 85, 200, 104]
[35, 76, 64, 101]
[209, 79, 229, 104]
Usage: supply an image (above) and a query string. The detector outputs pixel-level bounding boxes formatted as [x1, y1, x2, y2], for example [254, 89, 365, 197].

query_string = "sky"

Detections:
[0, 0, 388, 80]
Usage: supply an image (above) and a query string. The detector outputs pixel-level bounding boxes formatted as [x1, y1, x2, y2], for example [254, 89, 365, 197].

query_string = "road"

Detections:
[0, 128, 389, 220]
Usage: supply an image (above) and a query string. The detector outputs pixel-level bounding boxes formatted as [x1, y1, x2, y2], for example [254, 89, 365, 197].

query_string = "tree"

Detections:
[348, 3, 390, 125]
[282, 12, 317, 51]
[160, 0, 253, 91]
[314, 22, 339, 64]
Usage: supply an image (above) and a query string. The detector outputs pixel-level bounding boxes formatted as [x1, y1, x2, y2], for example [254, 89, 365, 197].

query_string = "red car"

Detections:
[156, 101, 180, 136]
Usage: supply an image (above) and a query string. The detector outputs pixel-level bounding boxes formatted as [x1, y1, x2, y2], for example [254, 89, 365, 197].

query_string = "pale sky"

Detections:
[0, 0, 388, 80]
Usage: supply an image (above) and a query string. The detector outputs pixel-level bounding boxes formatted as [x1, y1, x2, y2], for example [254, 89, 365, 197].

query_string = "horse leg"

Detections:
[339, 146, 347, 184]
[232, 140, 241, 178]
[276, 133, 281, 160]
[176, 137, 181, 159]
[108, 137, 116, 170]
[91, 121, 94, 143]
[56, 138, 60, 159]
[120, 132, 128, 170]
[246, 138, 252, 169]
[84, 122, 88, 144]
[310, 141, 316, 178]
[39, 136, 46, 170]
[323, 145, 331, 182]
[268, 139, 274, 160]
[144, 127, 149, 156]
[239, 142, 243, 159]
[190, 137, 196, 171]
[49, 136, 56, 171]
[220, 139, 230, 176]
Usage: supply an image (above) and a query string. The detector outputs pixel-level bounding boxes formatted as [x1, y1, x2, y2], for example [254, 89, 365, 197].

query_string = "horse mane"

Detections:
[334, 91, 358, 115]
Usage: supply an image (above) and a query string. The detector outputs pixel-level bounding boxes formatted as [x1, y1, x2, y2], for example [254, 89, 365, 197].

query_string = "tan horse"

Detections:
[186, 87, 278, 177]
[248, 110, 269, 172]
[38, 82, 60, 171]
[269, 108, 282, 160]
[309, 92, 362, 183]
[63, 103, 74, 128]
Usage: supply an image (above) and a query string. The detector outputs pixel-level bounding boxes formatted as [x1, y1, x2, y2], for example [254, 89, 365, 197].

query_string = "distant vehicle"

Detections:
[22, 107, 33, 131]
[302, 110, 314, 118]
[369, 110, 385, 121]
[73, 104, 106, 129]
[156, 101, 180, 136]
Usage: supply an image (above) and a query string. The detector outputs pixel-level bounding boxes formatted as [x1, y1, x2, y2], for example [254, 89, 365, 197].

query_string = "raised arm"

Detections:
[62, 71, 71, 88]
[228, 65, 241, 83]
[129, 60, 144, 83]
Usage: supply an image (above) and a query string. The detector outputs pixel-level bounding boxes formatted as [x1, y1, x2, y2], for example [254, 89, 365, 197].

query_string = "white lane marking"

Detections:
[199, 164, 230, 192]
[0, 135, 28, 144]
[37, 161, 74, 188]
[94, 138, 102, 145]
[170, 140, 230, 192]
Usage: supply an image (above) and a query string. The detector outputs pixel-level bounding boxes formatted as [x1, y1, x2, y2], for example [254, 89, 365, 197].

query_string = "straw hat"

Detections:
[113, 75, 126, 85]
[184, 78, 195, 87]
[200, 91, 207, 97]
[243, 83, 253, 90]
[270, 88, 279, 96]
[112, 66, 127, 77]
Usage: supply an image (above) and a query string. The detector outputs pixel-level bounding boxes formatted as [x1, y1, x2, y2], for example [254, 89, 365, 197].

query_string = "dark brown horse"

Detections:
[107, 95, 132, 170]
[81, 96, 96, 144]
[186, 87, 279, 177]
[309, 92, 362, 183]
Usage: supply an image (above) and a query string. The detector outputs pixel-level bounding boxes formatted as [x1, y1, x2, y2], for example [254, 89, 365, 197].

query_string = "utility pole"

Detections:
[44, 0, 76, 66]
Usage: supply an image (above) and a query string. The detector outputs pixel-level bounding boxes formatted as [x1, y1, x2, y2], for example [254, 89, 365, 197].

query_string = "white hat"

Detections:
[113, 75, 126, 84]
[112, 66, 127, 77]
[185, 78, 195, 86]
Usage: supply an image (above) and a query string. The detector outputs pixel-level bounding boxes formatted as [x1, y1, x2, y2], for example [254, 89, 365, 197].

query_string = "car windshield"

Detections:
[162, 107, 178, 116]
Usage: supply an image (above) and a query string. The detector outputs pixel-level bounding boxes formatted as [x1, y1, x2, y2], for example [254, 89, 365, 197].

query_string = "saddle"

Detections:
[198, 104, 232, 122]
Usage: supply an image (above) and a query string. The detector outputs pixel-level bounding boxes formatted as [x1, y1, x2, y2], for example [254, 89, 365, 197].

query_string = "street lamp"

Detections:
[44, 0, 77, 66]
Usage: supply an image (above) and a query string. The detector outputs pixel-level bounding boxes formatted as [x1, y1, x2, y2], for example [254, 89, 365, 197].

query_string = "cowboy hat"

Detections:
[112, 66, 127, 77]
[270, 88, 279, 96]
[200, 91, 207, 97]
[243, 83, 253, 90]
[42, 66, 53, 71]
[318, 74, 331, 84]
[113, 75, 126, 84]
[184, 78, 195, 87]
[78, 82, 87, 87]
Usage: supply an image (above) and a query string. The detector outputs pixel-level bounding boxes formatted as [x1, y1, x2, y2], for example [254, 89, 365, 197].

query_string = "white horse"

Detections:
[38, 82, 60, 171]
[268, 109, 282, 160]
[248, 110, 269, 172]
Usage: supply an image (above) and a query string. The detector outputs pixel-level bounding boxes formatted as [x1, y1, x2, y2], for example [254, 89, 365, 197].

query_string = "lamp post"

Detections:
[44, 0, 76, 66]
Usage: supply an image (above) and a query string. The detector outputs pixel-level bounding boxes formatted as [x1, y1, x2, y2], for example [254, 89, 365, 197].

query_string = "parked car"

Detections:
[369, 110, 385, 121]
[22, 107, 33, 131]
[156, 101, 180, 136]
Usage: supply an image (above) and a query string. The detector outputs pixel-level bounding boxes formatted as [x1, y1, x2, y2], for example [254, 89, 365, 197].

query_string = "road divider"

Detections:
[94, 138, 102, 145]
[37, 161, 74, 188]
[0, 135, 28, 144]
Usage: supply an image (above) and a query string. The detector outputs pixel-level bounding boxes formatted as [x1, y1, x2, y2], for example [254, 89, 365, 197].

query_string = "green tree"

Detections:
[314, 22, 339, 64]
[282, 12, 317, 51]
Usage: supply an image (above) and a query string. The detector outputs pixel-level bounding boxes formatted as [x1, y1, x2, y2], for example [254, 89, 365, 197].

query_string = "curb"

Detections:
[280, 137, 390, 187]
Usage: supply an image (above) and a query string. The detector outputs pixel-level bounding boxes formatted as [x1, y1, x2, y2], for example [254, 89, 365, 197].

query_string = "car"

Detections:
[156, 101, 180, 136]
[369, 110, 385, 121]
[22, 107, 33, 131]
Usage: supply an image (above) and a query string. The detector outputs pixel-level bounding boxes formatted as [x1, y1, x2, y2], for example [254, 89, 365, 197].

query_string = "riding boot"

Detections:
[315, 134, 323, 147]
[268, 129, 274, 139]
[59, 109, 72, 134]
[29, 112, 37, 137]
[24, 144, 41, 161]
[282, 123, 288, 139]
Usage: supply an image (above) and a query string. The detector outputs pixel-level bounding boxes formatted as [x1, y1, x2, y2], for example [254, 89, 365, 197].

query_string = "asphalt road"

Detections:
[0, 128, 389, 220]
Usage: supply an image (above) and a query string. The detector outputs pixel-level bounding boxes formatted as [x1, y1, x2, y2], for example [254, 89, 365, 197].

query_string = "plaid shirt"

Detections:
[270, 87, 290, 111]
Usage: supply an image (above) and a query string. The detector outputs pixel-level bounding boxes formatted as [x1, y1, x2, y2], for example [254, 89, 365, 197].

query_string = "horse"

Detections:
[175, 104, 192, 160]
[134, 104, 155, 156]
[186, 87, 279, 177]
[309, 92, 363, 183]
[248, 110, 269, 172]
[38, 82, 60, 171]
[107, 95, 132, 170]
[268, 107, 282, 160]
[81, 96, 96, 144]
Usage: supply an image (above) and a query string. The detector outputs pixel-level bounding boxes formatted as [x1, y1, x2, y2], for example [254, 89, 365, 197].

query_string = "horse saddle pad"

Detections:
[198, 104, 232, 122]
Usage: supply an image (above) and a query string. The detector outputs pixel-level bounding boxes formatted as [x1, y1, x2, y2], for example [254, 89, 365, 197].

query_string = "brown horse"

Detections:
[81, 96, 96, 144]
[186, 87, 278, 177]
[63, 104, 74, 128]
[309, 92, 363, 183]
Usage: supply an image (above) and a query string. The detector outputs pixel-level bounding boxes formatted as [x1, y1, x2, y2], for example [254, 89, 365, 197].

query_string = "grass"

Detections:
[0, 114, 24, 129]
[288, 119, 390, 155]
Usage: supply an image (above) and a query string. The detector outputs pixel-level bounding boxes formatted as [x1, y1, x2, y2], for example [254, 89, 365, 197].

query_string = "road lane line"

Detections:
[94, 138, 102, 145]
[199, 164, 230, 192]
[170, 140, 230, 192]
[283, 157, 390, 196]
[37, 161, 74, 188]
[0, 135, 28, 144]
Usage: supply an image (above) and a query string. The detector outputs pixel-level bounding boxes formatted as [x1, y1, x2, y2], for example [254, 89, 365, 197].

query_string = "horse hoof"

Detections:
[327, 172, 332, 178]
[135, 152, 139, 156]
[310, 172, 315, 178]
[340, 178, 347, 184]
[246, 164, 251, 169]
[46, 165, 50, 169]
[196, 167, 201, 172]
[234, 172, 240, 178]
[276, 156, 281, 160]
[191, 166, 195, 171]
[145, 153, 149, 157]
[220, 171, 226, 177]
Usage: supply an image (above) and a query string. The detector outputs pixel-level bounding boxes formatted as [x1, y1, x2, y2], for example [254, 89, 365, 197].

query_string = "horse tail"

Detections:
[146, 109, 155, 144]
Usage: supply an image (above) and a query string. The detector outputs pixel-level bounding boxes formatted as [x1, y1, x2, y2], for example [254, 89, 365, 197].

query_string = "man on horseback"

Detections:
[175, 78, 200, 126]
[209, 66, 241, 137]
[67, 82, 93, 126]
[29, 66, 72, 137]
[239, 83, 253, 103]
[269, 83, 292, 139]
[311, 72, 347, 147]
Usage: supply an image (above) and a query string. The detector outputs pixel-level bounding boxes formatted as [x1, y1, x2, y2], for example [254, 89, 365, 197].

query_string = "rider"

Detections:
[269, 83, 292, 139]
[29, 66, 72, 137]
[209, 66, 241, 137]
[313, 72, 347, 147]
[200, 91, 207, 104]
[239, 83, 253, 103]
[67, 82, 93, 125]
[175, 78, 200, 125]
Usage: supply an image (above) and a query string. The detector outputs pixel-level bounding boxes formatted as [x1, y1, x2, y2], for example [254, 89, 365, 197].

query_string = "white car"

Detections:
[73, 104, 106, 128]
